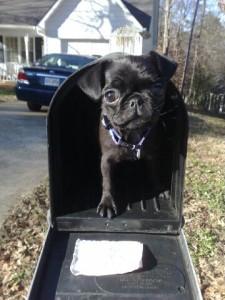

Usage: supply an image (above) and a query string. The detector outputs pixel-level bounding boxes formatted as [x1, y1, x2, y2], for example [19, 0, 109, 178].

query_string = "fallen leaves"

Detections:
[184, 111, 225, 299]
[0, 179, 49, 300]
[0, 112, 224, 299]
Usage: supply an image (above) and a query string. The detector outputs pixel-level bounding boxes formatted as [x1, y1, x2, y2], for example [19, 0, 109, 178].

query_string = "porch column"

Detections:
[24, 34, 29, 65]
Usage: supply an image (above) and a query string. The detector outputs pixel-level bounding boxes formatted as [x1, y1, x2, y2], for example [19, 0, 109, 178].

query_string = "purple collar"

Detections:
[102, 115, 151, 159]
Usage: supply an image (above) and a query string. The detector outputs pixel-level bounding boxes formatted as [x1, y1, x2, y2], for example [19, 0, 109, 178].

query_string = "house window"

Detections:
[5, 37, 18, 62]
[20, 37, 34, 64]
[0, 36, 4, 63]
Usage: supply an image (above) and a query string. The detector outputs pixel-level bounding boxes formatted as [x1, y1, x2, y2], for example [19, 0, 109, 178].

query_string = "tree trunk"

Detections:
[180, 0, 200, 96]
[188, 0, 206, 106]
[162, 0, 173, 55]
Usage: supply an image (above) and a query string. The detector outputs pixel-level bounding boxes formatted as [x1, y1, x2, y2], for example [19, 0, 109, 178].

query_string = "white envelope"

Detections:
[70, 239, 143, 276]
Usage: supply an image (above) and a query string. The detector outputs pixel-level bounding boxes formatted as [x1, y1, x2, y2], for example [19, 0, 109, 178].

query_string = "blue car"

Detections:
[15, 53, 96, 111]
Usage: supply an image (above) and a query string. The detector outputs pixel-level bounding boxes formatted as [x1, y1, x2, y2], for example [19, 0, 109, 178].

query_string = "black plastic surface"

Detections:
[28, 229, 194, 300]
[27, 56, 197, 300]
[47, 56, 188, 234]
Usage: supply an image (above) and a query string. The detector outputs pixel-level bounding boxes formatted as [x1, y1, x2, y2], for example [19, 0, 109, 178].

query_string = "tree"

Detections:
[180, 0, 200, 96]
[158, 0, 225, 111]
[162, 0, 174, 55]
[218, 0, 225, 12]
[188, 0, 206, 104]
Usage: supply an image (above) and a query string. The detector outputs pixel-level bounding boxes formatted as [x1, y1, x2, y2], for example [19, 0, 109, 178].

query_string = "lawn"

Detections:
[183, 111, 225, 299]
[0, 85, 16, 102]
[0, 110, 224, 299]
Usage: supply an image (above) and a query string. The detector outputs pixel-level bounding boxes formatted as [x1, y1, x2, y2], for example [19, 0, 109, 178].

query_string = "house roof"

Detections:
[122, 0, 151, 31]
[0, 0, 152, 28]
[128, 0, 153, 14]
[0, 0, 57, 26]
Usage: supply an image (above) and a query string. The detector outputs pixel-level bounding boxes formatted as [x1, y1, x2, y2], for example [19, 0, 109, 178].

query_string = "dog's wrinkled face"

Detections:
[77, 52, 178, 134]
[102, 57, 166, 132]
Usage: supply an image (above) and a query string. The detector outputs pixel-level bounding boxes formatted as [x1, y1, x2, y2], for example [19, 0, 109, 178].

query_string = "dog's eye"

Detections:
[151, 83, 164, 97]
[104, 89, 119, 103]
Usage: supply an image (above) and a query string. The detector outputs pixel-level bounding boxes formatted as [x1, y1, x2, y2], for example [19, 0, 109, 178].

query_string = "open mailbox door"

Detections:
[27, 55, 202, 300]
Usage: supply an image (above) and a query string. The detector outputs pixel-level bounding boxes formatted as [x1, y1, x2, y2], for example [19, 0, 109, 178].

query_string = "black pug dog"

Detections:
[78, 51, 178, 219]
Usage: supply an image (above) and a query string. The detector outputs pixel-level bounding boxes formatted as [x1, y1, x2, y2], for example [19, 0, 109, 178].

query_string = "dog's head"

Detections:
[78, 52, 177, 132]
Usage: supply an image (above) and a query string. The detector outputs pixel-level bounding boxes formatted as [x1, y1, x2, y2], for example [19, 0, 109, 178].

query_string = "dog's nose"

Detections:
[130, 97, 144, 108]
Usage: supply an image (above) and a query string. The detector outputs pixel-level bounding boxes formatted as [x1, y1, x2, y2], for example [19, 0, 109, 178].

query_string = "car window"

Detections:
[61, 56, 94, 70]
[40, 55, 59, 67]
[38, 55, 94, 70]
[62, 57, 80, 70]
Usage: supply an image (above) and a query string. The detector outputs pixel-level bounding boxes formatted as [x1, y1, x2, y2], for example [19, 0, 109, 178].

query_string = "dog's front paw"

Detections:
[159, 190, 171, 199]
[97, 196, 117, 219]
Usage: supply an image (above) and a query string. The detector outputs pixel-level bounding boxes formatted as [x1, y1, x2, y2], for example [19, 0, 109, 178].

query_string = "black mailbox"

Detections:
[27, 55, 202, 300]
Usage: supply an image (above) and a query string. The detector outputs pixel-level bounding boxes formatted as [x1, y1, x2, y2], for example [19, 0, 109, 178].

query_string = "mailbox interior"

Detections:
[27, 58, 201, 300]
[47, 64, 188, 234]
[28, 229, 199, 300]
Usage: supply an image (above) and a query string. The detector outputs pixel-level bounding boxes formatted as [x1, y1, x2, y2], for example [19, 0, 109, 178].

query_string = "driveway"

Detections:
[0, 102, 48, 225]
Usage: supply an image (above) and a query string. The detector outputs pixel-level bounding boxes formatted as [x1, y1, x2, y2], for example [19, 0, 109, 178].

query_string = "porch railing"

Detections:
[0, 63, 24, 81]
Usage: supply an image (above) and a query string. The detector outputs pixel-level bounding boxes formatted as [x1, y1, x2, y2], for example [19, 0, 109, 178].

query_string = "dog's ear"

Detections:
[77, 61, 106, 101]
[149, 51, 178, 81]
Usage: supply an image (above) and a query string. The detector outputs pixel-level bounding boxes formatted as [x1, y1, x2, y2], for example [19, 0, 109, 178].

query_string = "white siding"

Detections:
[44, 37, 61, 54]
[61, 40, 110, 56]
[56, 0, 142, 39]
[41, 0, 144, 55]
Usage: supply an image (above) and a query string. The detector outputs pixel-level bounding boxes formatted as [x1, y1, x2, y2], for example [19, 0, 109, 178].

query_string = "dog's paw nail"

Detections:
[159, 190, 171, 199]
[107, 209, 114, 219]
[112, 204, 118, 215]
[97, 204, 105, 217]
[97, 203, 102, 212]
[97, 201, 117, 219]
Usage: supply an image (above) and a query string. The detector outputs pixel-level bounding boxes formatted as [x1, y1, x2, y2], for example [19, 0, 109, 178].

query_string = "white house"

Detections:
[0, 0, 159, 80]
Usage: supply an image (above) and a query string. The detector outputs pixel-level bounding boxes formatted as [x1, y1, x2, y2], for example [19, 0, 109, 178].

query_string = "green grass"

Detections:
[184, 111, 225, 298]
[186, 112, 225, 212]
[0, 85, 15, 94]
[186, 155, 224, 212]
[194, 229, 218, 258]
[0, 85, 16, 102]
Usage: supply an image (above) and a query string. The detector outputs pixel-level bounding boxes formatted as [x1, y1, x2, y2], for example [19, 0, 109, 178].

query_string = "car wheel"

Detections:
[27, 102, 42, 112]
